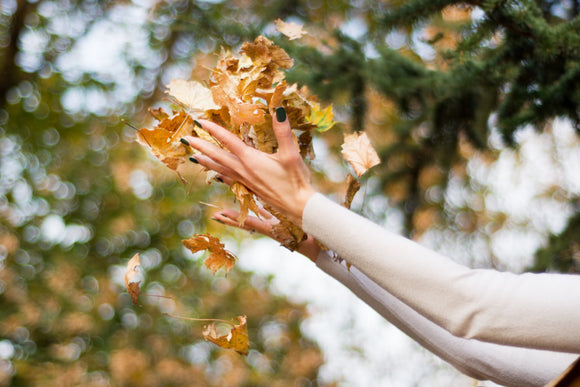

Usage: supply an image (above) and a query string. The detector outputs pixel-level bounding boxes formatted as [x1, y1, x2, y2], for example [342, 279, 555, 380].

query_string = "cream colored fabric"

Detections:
[303, 193, 580, 384]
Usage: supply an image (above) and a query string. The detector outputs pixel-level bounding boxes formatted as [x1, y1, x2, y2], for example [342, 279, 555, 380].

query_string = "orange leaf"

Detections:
[231, 182, 261, 226]
[124, 253, 142, 305]
[341, 132, 381, 177]
[202, 315, 249, 356]
[182, 234, 236, 275]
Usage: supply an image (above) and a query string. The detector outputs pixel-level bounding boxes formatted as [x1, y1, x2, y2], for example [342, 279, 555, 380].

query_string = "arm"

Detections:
[303, 193, 580, 354]
[315, 250, 578, 387]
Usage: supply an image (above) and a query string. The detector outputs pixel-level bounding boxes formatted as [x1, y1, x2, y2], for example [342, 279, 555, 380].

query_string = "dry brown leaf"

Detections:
[274, 18, 307, 40]
[202, 315, 249, 356]
[182, 234, 236, 275]
[231, 182, 261, 226]
[137, 110, 194, 171]
[343, 174, 361, 209]
[263, 204, 306, 251]
[124, 253, 141, 305]
[341, 132, 381, 177]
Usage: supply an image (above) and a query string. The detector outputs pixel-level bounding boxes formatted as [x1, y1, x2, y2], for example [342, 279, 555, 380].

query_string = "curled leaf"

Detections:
[182, 234, 236, 275]
[263, 204, 306, 251]
[202, 315, 249, 356]
[231, 182, 261, 226]
[341, 132, 381, 177]
[166, 79, 220, 114]
[124, 253, 142, 305]
[274, 18, 307, 40]
[343, 174, 361, 209]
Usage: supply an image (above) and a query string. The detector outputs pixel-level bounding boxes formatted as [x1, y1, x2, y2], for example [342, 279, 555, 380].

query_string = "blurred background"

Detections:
[1, 0, 579, 386]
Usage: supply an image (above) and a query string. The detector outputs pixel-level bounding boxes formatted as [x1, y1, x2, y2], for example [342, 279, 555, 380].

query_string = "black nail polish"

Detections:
[193, 120, 202, 128]
[180, 138, 189, 146]
[211, 217, 225, 224]
[275, 107, 286, 122]
[189, 156, 198, 164]
[215, 176, 223, 183]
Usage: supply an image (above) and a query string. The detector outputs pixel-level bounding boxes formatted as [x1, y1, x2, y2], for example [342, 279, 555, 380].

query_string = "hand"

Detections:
[212, 207, 320, 263]
[183, 108, 316, 226]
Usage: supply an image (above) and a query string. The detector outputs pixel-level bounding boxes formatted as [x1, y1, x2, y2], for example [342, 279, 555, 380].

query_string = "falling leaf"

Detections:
[231, 182, 261, 226]
[274, 18, 307, 40]
[341, 132, 381, 177]
[182, 234, 236, 275]
[343, 174, 361, 209]
[166, 79, 220, 115]
[124, 253, 142, 305]
[307, 104, 336, 132]
[203, 315, 249, 356]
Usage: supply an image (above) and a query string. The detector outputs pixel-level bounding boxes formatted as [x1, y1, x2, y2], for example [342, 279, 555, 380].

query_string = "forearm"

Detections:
[303, 193, 580, 353]
[316, 251, 578, 386]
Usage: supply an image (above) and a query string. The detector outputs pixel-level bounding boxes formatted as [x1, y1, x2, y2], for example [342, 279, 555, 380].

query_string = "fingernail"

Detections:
[215, 176, 223, 183]
[211, 217, 225, 224]
[180, 138, 190, 146]
[219, 212, 228, 218]
[193, 120, 202, 128]
[275, 107, 286, 122]
[189, 156, 198, 164]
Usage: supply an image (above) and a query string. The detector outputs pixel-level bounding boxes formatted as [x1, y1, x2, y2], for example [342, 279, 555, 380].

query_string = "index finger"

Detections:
[197, 119, 250, 156]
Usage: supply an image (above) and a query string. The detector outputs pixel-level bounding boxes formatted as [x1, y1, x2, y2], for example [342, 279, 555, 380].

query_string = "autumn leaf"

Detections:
[124, 253, 142, 305]
[341, 132, 381, 177]
[203, 315, 249, 356]
[307, 104, 336, 132]
[274, 18, 307, 40]
[166, 79, 220, 115]
[263, 204, 306, 251]
[231, 182, 261, 226]
[182, 234, 236, 275]
[343, 174, 361, 209]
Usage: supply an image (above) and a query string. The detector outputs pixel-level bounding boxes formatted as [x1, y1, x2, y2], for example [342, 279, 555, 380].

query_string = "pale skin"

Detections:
[182, 109, 320, 261]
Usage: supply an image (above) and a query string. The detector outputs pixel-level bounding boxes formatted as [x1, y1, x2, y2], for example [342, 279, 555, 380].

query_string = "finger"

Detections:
[197, 120, 251, 156]
[213, 211, 272, 236]
[184, 135, 239, 169]
[272, 107, 299, 160]
[188, 153, 239, 180]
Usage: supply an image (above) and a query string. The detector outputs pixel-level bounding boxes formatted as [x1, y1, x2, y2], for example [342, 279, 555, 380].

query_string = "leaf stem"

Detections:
[141, 293, 174, 300]
[163, 312, 236, 327]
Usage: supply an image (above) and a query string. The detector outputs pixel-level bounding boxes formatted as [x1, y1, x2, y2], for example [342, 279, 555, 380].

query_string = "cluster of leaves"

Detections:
[133, 31, 381, 356]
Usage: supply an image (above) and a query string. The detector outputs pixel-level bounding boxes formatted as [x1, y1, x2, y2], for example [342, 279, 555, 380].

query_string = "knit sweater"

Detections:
[303, 193, 580, 386]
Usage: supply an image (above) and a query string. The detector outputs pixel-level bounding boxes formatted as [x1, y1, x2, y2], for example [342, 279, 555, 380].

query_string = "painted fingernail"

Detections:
[189, 156, 198, 164]
[180, 138, 190, 146]
[193, 120, 202, 128]
[215, 176, 223, 183]
[211, 217, 225, 224]
[275, 107, 286, 122]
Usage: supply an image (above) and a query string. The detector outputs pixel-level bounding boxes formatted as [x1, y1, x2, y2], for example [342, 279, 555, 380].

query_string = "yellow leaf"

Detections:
[124, 253, 142, 305]
[341, 132, 381, 177]
[307, 104, 336, 132]
[202, 315, 249, 356]
[274, 18, 307, 40]
[182, 234, 236, 275]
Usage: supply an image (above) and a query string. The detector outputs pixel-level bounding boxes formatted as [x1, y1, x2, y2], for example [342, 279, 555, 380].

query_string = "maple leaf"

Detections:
[182, 234, 236, 275]
[343, 174, 361, 209]
[203, 315, 249, 356]
[274, 18, 307, 40]
[341, 132, 381, 177]
[124, 253, 142, 305]
[166, 79, 220, 115]
[307, 104, 336, 132]
[231, 182, 261, 226]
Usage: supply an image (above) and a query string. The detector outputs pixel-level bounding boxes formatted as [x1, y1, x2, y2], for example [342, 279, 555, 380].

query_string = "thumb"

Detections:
[273, 107, 299, 160]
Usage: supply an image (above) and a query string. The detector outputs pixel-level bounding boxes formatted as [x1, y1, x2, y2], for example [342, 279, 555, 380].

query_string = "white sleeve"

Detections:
[303, 193, 580, 353]
[315, 251, 578, 386]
